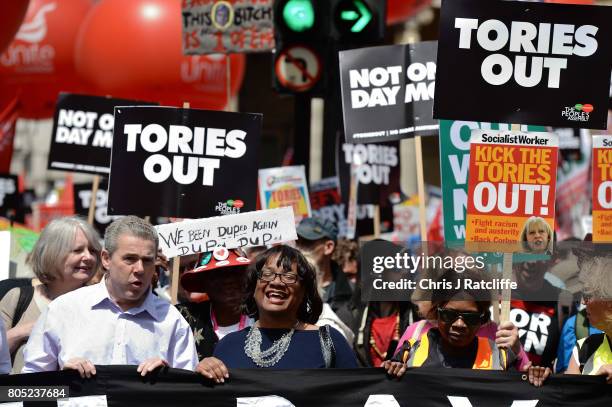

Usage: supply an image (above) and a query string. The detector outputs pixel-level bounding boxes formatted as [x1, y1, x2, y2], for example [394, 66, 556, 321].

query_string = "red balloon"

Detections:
[387, 0, 432, 26]
[0, 0, 30, 54]
[75, 0, 245, 110]
[0, 0, 93, 118]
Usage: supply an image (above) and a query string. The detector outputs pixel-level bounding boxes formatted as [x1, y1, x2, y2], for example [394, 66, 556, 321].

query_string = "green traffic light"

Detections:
[282, 0, 315, 32]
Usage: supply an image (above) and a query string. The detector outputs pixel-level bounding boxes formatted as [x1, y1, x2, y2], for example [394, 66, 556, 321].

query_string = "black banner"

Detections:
[108, 106, 261, 218]
[0, 366, 610, 406]
[0, 173, 18, 218]
[48, 93, 155, 175]
[73, 180, 121, 235]
[340, 41, 439, 143]
[433, 0, 612, 129]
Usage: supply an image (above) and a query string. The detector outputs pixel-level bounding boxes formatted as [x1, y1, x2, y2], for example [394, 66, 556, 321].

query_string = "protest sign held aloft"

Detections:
[310, 177, 348, 237]
[439, 120, 545, 243]
[465, 130, 558, 253]
[434, 0, 612, 129]
[182, 0, 274, 54]
[73, 180, 121, 235]
[108, 106, 261, 218]
[155, 207, 296, 258]
[258, 165, 311, 225]
[48, 93, 155, 175]
[340, 41, 438, 143]
[592, 135, 612, 242]
[0, 173, 18, 217]
[337, 140, 401, 206]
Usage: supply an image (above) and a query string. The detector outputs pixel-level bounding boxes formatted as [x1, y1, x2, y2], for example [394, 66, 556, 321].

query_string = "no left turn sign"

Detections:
[274, 45, 322, 92]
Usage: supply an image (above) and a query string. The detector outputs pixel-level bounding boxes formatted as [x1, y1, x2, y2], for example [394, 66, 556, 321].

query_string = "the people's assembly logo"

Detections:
[215, 198, 244, 215]
[561, 103, 593, 123]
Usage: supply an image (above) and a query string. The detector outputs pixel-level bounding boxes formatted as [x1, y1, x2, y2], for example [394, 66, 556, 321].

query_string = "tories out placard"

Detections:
[48, 93, 154, 175]
[434, 0, 612, 129]
[108, 106, 261, 218]
[339, 41, 438, 143]
[337, 141, 401, 206]
[465, 130, 558, 253]
[258, 165, 311, 224]
[73, 180, 121, 235]
[182, 0, 274, 54]
[592, 135, 612, 242]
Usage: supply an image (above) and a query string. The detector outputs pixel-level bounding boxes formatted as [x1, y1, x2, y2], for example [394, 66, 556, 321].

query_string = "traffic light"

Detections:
[272, 0, 386, 95]
[280, 0, 315, 32]
[330, 0, 386, 45]
[273, 0, 331, 95]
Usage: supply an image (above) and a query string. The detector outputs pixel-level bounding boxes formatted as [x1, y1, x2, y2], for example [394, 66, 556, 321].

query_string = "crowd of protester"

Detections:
[0, 215, 611, 388]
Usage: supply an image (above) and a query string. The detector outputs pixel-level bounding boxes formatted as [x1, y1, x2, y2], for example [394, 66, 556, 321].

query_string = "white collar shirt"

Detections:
[22, 279, 198, 373]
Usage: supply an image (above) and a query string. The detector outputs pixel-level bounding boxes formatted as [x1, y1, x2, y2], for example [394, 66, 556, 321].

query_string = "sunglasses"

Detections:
[438, 308, 484, 326]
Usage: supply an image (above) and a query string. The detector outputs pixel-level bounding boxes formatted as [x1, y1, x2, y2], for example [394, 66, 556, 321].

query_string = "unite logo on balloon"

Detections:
[0, 2, 57, 70]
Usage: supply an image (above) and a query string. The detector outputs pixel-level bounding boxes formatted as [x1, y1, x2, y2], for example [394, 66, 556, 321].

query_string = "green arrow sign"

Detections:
[340, 0, 372, 33]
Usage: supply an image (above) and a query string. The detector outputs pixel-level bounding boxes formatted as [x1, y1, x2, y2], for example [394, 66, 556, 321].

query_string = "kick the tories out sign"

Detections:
[108, 106, 261, 218]
[434, 0, 612, 129]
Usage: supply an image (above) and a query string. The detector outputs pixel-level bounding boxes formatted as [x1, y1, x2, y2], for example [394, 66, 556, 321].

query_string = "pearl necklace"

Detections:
[244, 323, 298, 368]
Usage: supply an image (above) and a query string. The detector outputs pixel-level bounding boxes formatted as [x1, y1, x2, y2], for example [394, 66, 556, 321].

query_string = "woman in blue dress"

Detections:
[195, 245, 357, 382]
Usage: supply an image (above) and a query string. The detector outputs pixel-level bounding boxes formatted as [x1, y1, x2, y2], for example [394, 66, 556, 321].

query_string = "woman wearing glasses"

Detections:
[195, 245, 358, 382]
[383, 269, 550, 386]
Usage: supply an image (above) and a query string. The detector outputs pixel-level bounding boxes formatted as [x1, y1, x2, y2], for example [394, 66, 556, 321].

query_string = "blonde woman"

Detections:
[0, 216, 101, 373]
[520, 216, 553, 254]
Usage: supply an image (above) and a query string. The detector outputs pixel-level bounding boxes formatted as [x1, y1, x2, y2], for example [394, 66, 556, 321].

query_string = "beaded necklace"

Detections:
[244, 321, 300, 368]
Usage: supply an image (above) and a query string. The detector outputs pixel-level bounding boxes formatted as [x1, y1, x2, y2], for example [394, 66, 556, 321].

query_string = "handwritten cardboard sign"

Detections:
[155, 206, 296, 258]
[182, 0, 274, 54]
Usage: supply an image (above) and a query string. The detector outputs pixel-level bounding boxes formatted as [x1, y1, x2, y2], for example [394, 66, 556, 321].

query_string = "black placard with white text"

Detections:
[434, 0, 612, 129]
[0, 173, 18, 217]
[48, 93, 155, 175]
[340, 41, 439, 143]
[108, 106, 261, 218]
[336, 137, 401, 207]
[74, 180, 121, 235]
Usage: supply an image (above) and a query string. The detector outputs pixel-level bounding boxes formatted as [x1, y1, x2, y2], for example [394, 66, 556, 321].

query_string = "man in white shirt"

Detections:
[23, 216, 198, 377]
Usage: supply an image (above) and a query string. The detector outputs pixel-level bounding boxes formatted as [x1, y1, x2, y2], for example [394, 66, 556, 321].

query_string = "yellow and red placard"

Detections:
[592, 135, 612, 242]
[465, 130, 558, 253]
[258, 165, 311, 225]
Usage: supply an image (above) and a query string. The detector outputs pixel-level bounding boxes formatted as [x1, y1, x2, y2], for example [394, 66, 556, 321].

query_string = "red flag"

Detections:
[0, 97, 19, 172]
